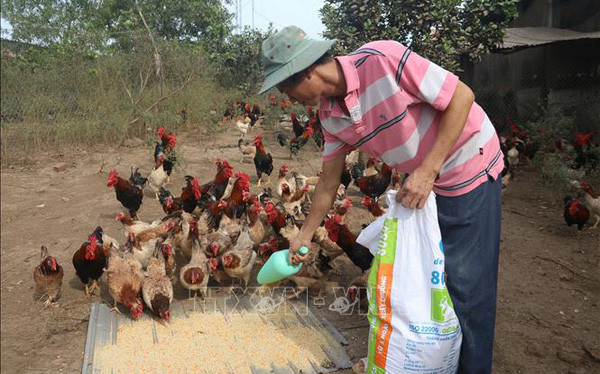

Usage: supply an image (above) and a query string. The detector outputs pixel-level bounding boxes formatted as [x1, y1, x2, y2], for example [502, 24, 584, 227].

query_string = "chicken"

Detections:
[334, 198, 352, 221]
[573, 133, 598, 173]
[158, 127, 177, 152]
[198, 200, 228, 234]
[205, 228, 234, 258]
[179, 236, 210, 300]
[265, 202, 287, 234]
[580, 183, 600, 229]
[362, 197, 386, 218]
[347, 270, 369, 311]
[236, 116, 251, 138]
[247, 200, 271, 244]
[280, 183, 309, 204]
[178, 220, 200, 260]
[282, 185, 311, 219]
[279, 214, 301, 244]
[289, 126, 314, 157]
[251, 103, 261, 117]
[218, 214, 243, 243]
[353, 162, 392, 200]
[221, 224, 257, 289]
[257, 235, 290, 263]
[313, 226, 344, 260]
[253, 135, 274, 188]
[100, 231, 120, 259]
[197, 158, 234, 209]
[158, 187, 182, 214]
[129, 167, 148, 189]
[563, 195, 590, 231]
[290, 170, 320, 194]
[340, 163, 352, 191]
[276, 164, 292, 197]
[159, 240, 177, 284]
[127, 220, 177, 268]
[33, 245, 64, 307]
[291, 112, 305, 138]
[72, 227, 106, 297]
[116, 212, 159, 237]
[224, 172, 251, 219]
[288, 245, 337, 299]
[107, 169, 144, 219]
[238, 139, 256, 163]
[154, 142, 175, 183]
[142, 244, 174, 323]
[345, 149, 360, 166]
[179, 175, 202, 214]
[106, 250, 144, 319]
[325, 215, 373, 272]
[148, 152, 169, 199]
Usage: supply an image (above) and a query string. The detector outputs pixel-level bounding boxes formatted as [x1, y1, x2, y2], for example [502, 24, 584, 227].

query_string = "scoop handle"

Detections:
[298, 246, 309, 256]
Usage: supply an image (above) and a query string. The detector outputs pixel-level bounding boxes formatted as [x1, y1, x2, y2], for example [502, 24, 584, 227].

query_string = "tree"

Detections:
[0, 0, 233, 54]
[320, 0, 518, 71]
[212, 26, 276, 93]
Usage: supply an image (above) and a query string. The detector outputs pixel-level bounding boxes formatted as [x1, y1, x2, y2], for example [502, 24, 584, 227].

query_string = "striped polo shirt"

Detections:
[320, 40, 504, 197]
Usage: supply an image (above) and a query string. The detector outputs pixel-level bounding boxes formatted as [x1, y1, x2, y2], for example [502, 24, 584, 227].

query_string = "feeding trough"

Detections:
[82, 290, 353, 373]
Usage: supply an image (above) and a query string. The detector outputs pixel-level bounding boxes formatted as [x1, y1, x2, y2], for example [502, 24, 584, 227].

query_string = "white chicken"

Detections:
[236, 115, 251, 138]
[580, 183, 600, 229]
[148, 153, 169, 199]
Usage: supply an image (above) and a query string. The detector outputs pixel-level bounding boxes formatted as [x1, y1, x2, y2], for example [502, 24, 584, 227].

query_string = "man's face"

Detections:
[277, 70, 320, 106]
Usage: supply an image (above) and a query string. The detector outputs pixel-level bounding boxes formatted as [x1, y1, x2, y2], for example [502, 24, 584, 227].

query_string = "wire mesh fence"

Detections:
[464, 38, 600, 135]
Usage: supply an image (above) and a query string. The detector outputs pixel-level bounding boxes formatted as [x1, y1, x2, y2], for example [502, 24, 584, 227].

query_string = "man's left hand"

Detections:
[396, 167, 438, 209]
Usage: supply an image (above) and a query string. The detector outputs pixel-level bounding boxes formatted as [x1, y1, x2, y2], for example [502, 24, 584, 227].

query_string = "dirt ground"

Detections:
[1, 123, 598, 374]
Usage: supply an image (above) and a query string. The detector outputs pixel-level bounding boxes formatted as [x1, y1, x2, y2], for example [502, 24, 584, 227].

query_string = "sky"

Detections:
[226, 0, 327, 39]
[1, 0, 328, 40]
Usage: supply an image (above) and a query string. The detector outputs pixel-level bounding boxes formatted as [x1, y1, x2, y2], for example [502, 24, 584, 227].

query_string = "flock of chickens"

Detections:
[32, 102, 599, 325]
[499, 123, 599, 231]
[32, 103, 404, 324]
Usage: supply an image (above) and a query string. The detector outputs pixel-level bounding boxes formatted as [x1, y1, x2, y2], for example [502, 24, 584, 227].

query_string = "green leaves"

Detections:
[320, 0, 518, 71]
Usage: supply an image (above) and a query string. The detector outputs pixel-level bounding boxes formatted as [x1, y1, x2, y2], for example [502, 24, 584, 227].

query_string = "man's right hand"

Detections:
[287, 153, 347, 266]
[289, 235, 312, 266]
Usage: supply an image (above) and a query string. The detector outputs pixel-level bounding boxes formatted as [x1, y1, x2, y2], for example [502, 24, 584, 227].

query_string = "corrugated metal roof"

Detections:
[497, 27, 600, 50]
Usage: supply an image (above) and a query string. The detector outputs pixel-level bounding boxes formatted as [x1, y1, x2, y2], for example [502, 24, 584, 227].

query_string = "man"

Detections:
[259, 26, 503, 374]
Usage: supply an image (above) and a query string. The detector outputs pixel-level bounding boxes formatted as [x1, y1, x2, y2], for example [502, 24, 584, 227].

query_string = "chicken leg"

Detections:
[89, 279, 100, 295]
[110, 301, 123, 315]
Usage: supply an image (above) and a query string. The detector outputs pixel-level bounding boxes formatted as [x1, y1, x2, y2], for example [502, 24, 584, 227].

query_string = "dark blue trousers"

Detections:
[436, 176, 502, 374]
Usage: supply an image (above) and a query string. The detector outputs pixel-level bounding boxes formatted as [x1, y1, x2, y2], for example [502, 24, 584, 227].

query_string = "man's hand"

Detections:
[288, 235, 311, 266]
[396, 166, 437, 209]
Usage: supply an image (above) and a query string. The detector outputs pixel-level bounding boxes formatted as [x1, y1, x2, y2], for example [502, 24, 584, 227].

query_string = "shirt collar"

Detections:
[319, 56, 360, 118]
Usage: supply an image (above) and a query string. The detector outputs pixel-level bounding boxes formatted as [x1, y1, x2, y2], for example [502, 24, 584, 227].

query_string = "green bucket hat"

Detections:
[259, 25, 335, 94]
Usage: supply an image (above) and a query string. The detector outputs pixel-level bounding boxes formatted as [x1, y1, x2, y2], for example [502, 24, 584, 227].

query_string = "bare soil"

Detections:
[1, 124, 598, 374]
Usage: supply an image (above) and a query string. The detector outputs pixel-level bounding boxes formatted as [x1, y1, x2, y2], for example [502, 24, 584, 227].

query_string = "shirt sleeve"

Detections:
[386, 42, 459, 112]
[322, 127, 353, 162]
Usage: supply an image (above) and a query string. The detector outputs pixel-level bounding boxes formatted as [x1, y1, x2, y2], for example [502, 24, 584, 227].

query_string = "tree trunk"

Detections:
[137, 6, 164, 101]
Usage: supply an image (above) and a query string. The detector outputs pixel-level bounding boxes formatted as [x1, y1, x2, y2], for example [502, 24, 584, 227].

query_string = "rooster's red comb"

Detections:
[234, 172, 250, 182]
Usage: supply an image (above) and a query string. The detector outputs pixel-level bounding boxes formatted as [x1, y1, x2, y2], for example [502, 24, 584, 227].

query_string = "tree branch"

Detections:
[127, 75, 194, 126]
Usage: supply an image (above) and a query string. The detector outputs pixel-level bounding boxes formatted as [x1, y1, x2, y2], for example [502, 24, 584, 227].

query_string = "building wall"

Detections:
[464, 38, 600, 127]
